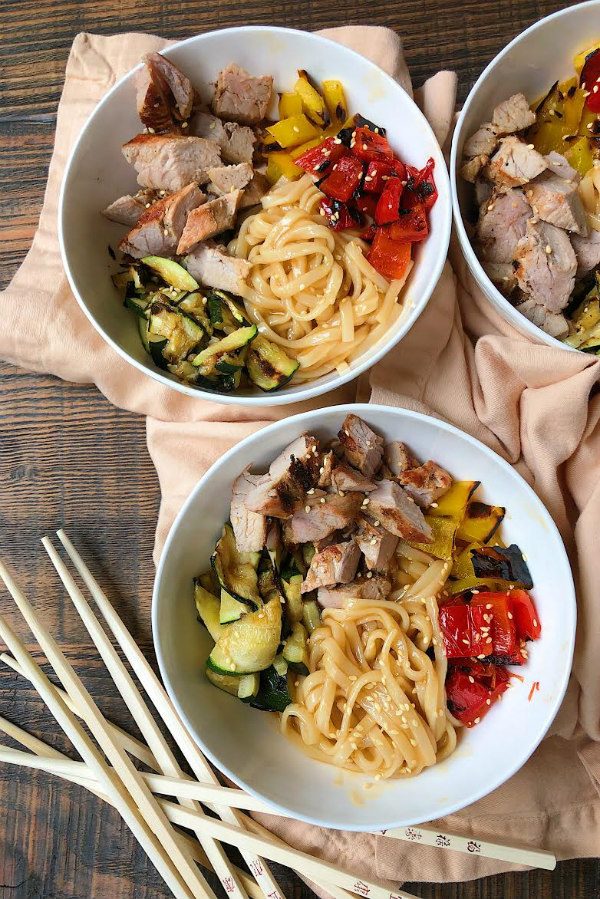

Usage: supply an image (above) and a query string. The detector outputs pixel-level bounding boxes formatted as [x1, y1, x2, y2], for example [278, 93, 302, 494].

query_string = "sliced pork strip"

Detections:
[230, 467, 267, 553]
[383, 441, 419, 477]
[482, 261, 518, 293]
[206, 162, 254, 196]
[244, 435, 321, 518]
[464, 123, 499, 158]
[517, 299, 569, 339]
[119, 183, 206, 258]
[488, 137, 547, 189]
[287, 493, 363, 544]
[527, 172, 587, 235]
[122, 134, 222, 192]
[544, 151, 580, 182]
[356, 518, 399, 572]
[461, 155, 488, 184]
[176, 190, 242, 254]
[102, 189, 159, 226]
[571, 229, 600, 277]
[397, 460, 452, 509]
[212, 64, 273, 125]
[491, 93, 536, 134]
[239, 172, 270, 209]
[223, 122, 257, 164]
[317, 575, 391, 609]
[184, 242, 250, 294]
[136, 52, 194, 132]
[331, 462, 377, 494]
[514, 220, 577, 312]
[145, 53, 194, 120]
[475, 188, 531, 264]
[367, 480, 432, 542]
[338, 414, 384, 478]
[302, 540, 361, 592]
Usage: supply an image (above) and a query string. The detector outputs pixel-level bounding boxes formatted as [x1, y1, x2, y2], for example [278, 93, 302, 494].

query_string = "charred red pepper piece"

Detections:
[355, 193, 378, 218]
[508, 589, 541, 641]
[374, 177, 404, 225]
[367, 228, 412, 280]
[352, 126, 394, 163]
[389, 205, 429, 242]
[295, 137, 346, 176]
[363, 160, 405, 193]
[320, 154, 364, 203]
[402, 158, 438, 211]
[319, 196, 361, 231]
[439, 602, 491, 659]
[445, 669, 509, 727]
[581, 48, 600, 112]
[472, 592, 517, 657]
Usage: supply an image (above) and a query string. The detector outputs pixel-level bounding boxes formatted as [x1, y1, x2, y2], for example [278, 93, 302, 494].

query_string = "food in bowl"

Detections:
[108, 52, 438, 392]
[193, 413, 540, 780]
[459, 42, 600, 354]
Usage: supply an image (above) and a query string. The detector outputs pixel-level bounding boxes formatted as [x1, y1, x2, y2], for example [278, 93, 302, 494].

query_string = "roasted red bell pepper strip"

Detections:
[449, 658, 511, 689]
[367, 229, 412, 280]
[581, 48, 600, 112]
[472, 592, 517, 657]
[363, 160, 395, 193]
[402, 158, 438, 211]
[374, 177, 404, 225]
[319, 197, 361, 231]
[445, 669, 509, 727]
[355, 193, 378, 218]
[439, 602, 491, 659]
[295, 137, 346, 176]
[351, 126, 394, 162]
[320, 154, 364, 203]
[389, 205, 429, 242]
[508, 589, 541, 641]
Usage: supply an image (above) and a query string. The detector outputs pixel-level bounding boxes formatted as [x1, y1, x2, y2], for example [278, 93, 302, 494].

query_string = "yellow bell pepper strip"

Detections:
[322, 80, 348, 123]
[294, 70, 327, 126]
[278, 91, 303, 119]
[265, 152, 303, 184]
[266, 113, 320, 149]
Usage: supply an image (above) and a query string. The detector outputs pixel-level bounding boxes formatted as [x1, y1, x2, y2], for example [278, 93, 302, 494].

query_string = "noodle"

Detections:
[281, 553, 457, 779]
[229, 174, 412, 381]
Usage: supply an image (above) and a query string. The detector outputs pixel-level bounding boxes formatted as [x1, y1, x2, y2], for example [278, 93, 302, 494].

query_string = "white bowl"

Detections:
[451, 1, 600, 350]
[59, 26, 451, 407]
[153, 403, 575, 830]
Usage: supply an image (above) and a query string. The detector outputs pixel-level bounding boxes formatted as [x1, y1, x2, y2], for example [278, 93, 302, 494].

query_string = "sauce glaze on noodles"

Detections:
[229, 174, 413, 381]
[281, 549, 457, 779]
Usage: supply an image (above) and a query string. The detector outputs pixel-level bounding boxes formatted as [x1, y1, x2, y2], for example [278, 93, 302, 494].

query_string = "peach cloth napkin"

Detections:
[2, 25, 600, 888]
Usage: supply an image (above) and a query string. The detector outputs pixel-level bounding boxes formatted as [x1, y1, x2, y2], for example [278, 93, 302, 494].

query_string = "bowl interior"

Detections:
[59, 26, 450, 405]
[451, 1, 600, 350]
[153, 404, 575, 830]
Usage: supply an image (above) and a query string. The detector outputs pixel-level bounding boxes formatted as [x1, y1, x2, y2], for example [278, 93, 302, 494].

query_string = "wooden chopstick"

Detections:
[0, 563, 209, 899]
[42, 537, 250, 899]
[0, 604, 193, 899]
[56, 528, 286, 899]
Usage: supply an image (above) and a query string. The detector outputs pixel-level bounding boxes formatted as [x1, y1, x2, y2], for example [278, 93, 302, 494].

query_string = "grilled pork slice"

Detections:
[331, 462, 377, 494]
[118, 183, 206, 258]
[317, 575, 391, 609]
[514, 220, 577, 312]
[244, 435, 321, 519]
[528, 172, 587, 235]
[189, 112, 257, 164]
[239, 172, 270, 209]
[301, 540, 361, 592]
[397, 461, 452, 509]
[338, 414, 384, 478]
[355, 518, 398, 572]
[516, 299, 569, 339]
[136, 52, 194, 132]
[476, 188, 531, 264]
[491, 93, 536, 135]
[184, 242, 250, 294]
[230, 467, 267, 553]
[122, 134, 222, 192]
[464, 123, 499, 158]
[207, 163, 254, 196]
[383, 441, 419, 477]
[287, 492, 363, 543]
[367, 480, 432, 542]
[102, 189, 160, 226]
[482, 261, 518, 294]
[461, 154, 489, 184]
[176, 190, 242, 254]
[487, 137, 547, 189]
[212, 64, 273, 125]
[571, 229, 600, 277]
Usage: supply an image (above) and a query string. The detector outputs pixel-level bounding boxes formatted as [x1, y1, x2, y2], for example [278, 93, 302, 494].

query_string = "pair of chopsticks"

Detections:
[0, 531, 556, 899]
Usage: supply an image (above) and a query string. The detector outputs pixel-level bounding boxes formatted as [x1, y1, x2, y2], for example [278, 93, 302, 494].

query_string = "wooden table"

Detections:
[0, 1, 599, 896]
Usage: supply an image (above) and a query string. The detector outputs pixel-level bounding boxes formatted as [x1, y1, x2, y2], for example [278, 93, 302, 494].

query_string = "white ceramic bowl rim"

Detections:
[58, 26, 452, 407]
[450, 0, 600, 352]
[153, 402, 576, 831]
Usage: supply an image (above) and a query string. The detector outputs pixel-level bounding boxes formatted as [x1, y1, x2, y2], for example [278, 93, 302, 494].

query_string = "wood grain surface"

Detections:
[0, 1, 599, 897]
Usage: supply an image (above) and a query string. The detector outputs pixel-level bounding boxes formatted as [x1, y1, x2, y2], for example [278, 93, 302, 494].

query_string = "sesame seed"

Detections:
[410, 739, 417, 747]
[545, 244, 552, 254]
[507, 611, 513, 619]
[145, 202, 151, 208]
[147, 127, 155, 134]
[362, 498, 370, 506]
[485, 604, 492, 610]
[320, 497, 326, 504]
[468, 676, 475, 684]
[362, 143, 368, 151]
[305, 505, 310, 513]
[487, 203, 495, 211]
[474, 716, 481, 724]
[333, 137, 342, 144]
[527, 143, 534, 149]
[339, 490, 345, 497]
[430, 502, 438, 508]
[370, 537, 378, 545]
[486, 699, 491, 705]
[182, 121, 189, 129]
[373, 520, 380, 527]
[307, 488, 315, 495]
[477, 654, 486, 659]
[366, 571, 373, 579]
[293, 126, 300, 133]
[533, 619, 538, 627]
[364, 175, 373, 182]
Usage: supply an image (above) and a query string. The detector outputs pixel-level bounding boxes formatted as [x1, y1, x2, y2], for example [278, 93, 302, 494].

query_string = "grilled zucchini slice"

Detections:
[142, 256, 199, 291]
[246, 335, 299, 391]
[205, 666, 259, 699]
[211, 523, 261, 609]
[207, 597, 282, 674]
[194, 581, 223, 642]
[207, 290, 248, 333]
[282, 573, 303, 624]
[177, 291, 212, 334]
[302, 599, 321, 634]
[149, 303, 206, 364]
[220, 588, 248, 624]
[243, 664, 291, 711]
[282, 621, 309, 675]
[192, 325, 257, 368]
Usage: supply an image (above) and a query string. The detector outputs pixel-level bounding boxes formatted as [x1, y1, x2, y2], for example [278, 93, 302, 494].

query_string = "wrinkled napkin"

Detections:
[1, 24, 600, 888]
